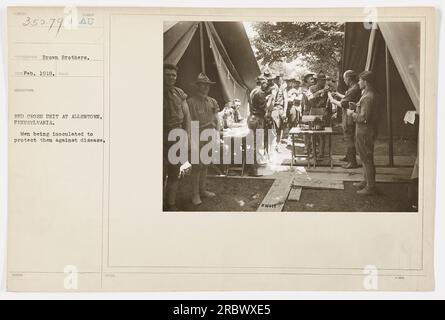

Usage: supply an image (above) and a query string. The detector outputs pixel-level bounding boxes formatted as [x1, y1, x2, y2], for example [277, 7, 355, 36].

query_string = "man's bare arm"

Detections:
[335, 92, 345, 99]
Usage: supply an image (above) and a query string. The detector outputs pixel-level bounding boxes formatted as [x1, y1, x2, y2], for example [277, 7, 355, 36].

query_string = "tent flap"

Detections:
[164, 22, 199, 65]
[164, 21, 260, 117]
[204, 22, 250, 115]
[378, 22, 420, 111]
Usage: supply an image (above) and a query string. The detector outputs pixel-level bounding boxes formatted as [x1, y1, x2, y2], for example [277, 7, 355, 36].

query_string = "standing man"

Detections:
[307, 72, 330, 158]
[350, 71, 379, 195]
[163, 63, 191, 211]
[187, 73, 220, 206]
[301, 73, 316, 155]
[247, 76, 273, 176]
[301, 73, 315, 111]
[264, 71, 279, 94]
[231, 99, 243, 123]
[286, 78, 303, 128]
[271, 75, 288, 152]
[261, 72, 277, 155]
[329, 70, 361, 169]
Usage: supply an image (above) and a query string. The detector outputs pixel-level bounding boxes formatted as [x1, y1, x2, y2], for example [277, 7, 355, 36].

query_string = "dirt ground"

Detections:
[173, 176, 417, 212]
[175, 175, 274, 212]
[284, 181, 417, 212]
[170, 130, 418, 212]
[329, 133, 417, 157]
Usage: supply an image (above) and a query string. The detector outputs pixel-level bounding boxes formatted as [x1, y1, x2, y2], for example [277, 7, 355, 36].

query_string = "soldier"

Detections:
[301, 73, 316, 155]
[270, 74, 288, 152]
[163, 64, 191, 211]
[231, 99, 243, 123]
[307, 72, 330, 158]
[187, 73, 220, 205]
[286, 78, 303, 128]
[247, 76, 274, 176]
[350, 71, 379, 195]
[329, 70, 361, 169]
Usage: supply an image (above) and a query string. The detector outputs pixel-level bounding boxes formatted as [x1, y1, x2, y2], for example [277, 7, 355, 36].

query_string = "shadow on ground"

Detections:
[174, 175, 274, 212]
[172, 176, 417, 212]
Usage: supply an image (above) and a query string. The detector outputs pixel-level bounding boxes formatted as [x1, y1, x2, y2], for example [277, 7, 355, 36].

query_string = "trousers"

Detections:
[355, 127, 376, 188]
[344, 124, 357, 164]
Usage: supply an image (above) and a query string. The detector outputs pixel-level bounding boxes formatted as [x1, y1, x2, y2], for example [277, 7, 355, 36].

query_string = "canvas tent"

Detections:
[340, 22, 420, 139]
[339, 22, 420, 169]
[164, 21, 261, 117]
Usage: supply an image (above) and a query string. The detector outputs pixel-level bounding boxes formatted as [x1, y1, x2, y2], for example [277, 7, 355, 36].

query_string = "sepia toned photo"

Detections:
[163, 21, 420, 212]
[6, 6, 436, 292]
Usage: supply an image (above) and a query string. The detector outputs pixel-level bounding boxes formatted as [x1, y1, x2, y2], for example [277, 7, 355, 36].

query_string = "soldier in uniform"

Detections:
[187, 73, 220, 205]
[286, 78, 303, 128]
[329, 70, 361, 169]
[270, 74, 288, 152]
[350, 71, 379, 195]
[163, 64, 191, 211]
[301, 73, 315, 112]
[247, 76, 274, 176]
[300, 73, 316, 155]
[307, 72, 330, 158]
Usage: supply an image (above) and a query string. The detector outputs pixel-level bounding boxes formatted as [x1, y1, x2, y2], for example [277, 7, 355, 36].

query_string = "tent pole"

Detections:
[385, 44, 394, 167]
[365, 23, 377, 71]
[199, 22, 205, 73]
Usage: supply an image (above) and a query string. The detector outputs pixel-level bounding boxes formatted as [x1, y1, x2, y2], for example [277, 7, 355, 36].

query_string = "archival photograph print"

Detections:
[163, 21, 420, 212]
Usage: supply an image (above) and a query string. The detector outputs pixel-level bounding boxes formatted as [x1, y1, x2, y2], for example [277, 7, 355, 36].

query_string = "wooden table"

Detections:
[289, 127, 334, 169]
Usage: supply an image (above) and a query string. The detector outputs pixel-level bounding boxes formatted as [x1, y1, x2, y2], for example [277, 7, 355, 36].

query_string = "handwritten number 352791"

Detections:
[22, 17, 66, 35]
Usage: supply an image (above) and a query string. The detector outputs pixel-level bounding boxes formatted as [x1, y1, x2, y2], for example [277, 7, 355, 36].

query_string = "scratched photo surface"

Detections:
[7, 7, 436, 292]
[162, 21, 420, 213]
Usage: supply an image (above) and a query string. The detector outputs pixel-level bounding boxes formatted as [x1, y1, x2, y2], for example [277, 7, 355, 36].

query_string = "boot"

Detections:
[357, 186, 377, 195]
[342, 162, 359, 169]
[199, 169, 215, 198]
[166, 180, 179, 210]
[191, 170, 202, 206]
[353, 181, 367, 189]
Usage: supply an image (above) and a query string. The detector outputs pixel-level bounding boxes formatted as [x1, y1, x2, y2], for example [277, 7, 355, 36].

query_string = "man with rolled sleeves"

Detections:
[329, 70, 361, 169]
[163, 63, 191, 211]
[350, 71, 379, 195]
[187, 73, 220, 206]
[247, 76, 273, 176]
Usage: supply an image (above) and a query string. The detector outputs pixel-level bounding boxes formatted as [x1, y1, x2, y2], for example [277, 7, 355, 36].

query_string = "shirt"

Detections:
[250, 87, 268, 117]
[274, 86, 287, 107]
[164, 86, 187, 130]
[308, 84, 329, 109]
[340, 83, 361, 128]
[355, 88, 379, 132]
[340, 83, 361, 109]
[287, 88, 302, 106]
[187, 95, 219, 129]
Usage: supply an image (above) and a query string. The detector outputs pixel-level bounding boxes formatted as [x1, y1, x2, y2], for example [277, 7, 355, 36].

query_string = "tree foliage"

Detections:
[251, 22, 344, 78]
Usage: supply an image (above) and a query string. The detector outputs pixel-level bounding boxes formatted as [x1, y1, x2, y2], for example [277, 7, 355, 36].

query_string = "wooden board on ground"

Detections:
[282, 155, 416, 168]
[332, 155, 416, 166]
[257, 174, 294, 212]
[209, 167, 411, 183]
[306, 166, 413, 176]
[293, 179, 344, 190]
[287, 187, 302, 201]
[294, 171, 410, 183]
